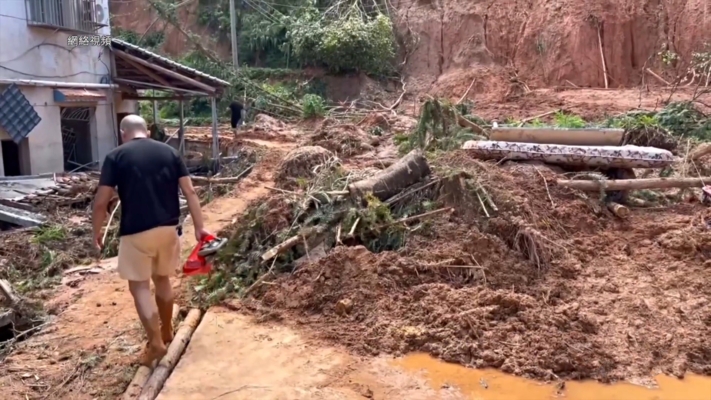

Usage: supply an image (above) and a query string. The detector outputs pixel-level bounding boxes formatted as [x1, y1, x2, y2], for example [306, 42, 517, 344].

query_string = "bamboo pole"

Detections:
[597, 25, 609, 89]
[557, 177, 709, 191]
[607, 202, 630, 218]
[122, 305, 181, 400]
[138, 309, 203, 400]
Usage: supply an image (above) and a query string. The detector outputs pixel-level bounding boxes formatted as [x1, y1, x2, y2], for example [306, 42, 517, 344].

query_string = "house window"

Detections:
[25, 0, 99, 34]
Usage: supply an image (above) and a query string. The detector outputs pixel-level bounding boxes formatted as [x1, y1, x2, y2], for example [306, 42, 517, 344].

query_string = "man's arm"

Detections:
[179, 176, 205, 232]
[175, 154, 205, 234]
[92, 157, 118, 245]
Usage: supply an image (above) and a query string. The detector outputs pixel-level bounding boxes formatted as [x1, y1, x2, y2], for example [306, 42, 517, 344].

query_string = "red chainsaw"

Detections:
[182, 234, 227, 276]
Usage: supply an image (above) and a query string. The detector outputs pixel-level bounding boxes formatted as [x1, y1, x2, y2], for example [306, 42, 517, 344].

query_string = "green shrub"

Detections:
[288, 8, 395, 75]
[301, 94, 326, 119]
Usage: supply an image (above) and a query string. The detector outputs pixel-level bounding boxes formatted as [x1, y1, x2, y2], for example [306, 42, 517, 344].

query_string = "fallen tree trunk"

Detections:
[122, 305, 181, 400]
[348, 149, 431, 201]
[557, 177, 709, 191]
[138, 309, 202, 400]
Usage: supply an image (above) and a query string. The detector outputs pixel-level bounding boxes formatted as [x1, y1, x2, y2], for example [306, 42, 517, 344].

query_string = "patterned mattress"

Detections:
[461, 140, 675, 169]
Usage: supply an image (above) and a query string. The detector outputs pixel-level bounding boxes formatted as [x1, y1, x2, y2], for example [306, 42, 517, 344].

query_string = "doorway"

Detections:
[60, 107, 94, 171]
[1, 140, 21, 176]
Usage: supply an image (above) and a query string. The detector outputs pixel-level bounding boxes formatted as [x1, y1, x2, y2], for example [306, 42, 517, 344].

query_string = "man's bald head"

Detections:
[120, 114, 148, 141]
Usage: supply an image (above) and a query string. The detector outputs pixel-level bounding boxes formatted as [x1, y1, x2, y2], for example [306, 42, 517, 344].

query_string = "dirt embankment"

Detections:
[109, 0, 231, 57]
[248, 149, 711, 383]
[396, 0, 711, 89]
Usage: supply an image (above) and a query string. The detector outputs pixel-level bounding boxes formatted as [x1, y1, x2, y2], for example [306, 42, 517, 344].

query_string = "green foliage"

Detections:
[301, 93, 326, 118]
[656, 102, 711, 140]
[604, 102, 711, 142]
[401, 99, 480, 153]
[288, 8, 396, 75]
[32, 225, 67, 244]
[552, 111, 586, 128]
[690, 46, 711, 76]
[112, 27, 165, 51]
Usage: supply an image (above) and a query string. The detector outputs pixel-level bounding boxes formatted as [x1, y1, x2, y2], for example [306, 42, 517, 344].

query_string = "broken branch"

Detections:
[382, 207, 454, 228]
[457, 77, 477, 104]
[261, 226, 325, 262]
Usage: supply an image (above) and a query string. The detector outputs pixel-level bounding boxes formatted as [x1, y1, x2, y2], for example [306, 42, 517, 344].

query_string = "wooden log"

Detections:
[0, 279, 20, 307]
[607, 202, 630, 219]
[138, 309, 202, 400]
[690, 143, 711, 161]
[456, 113, 486, 135]
[557, 177, 709, 191]
[348, 149, 431, 201]
[489, 127, 624, 146]
[0, 310, 15, 329]
[122, 305, 181, 400]
[261, 226, 325, 262]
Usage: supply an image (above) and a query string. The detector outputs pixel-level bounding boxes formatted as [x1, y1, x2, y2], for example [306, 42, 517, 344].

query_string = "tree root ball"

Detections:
[274, 146, 337, 190]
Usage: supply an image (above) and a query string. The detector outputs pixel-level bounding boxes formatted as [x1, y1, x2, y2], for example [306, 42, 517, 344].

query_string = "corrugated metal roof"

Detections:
[111, 38, 230, 87]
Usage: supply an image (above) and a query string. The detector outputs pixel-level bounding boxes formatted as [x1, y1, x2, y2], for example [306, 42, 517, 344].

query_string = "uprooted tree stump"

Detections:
[348, 149, 431, 201]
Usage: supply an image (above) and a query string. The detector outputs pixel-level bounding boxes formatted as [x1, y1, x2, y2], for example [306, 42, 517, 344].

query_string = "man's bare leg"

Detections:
[152, 275, 174, 344]
[128, 280, 166, 366]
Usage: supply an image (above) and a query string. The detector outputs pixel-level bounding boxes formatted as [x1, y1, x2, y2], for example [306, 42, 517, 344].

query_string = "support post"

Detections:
[178, 99, 185, 156]
[229, 0, 239, 70]
[210, 97, 219, 162]
[152, 99, 158, 124]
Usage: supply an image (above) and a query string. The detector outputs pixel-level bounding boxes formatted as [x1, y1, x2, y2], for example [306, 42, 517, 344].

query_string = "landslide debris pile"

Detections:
[202, 103, 711, 383]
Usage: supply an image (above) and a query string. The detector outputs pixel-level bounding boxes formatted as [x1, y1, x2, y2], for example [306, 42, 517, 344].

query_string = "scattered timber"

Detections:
[607, 202, 630, 218]
[489, 127, 624, 146]
[557, 177, 710, 191]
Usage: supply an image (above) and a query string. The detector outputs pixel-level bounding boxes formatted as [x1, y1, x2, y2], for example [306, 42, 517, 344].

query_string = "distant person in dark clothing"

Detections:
[229, 101, 245, 136]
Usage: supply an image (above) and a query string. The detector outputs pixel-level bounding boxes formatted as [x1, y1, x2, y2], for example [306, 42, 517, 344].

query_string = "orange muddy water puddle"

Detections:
[393, 353, 711, 400]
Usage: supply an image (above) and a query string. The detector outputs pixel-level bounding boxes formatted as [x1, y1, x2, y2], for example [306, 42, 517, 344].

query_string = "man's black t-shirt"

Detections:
[99, 138, 189, 236]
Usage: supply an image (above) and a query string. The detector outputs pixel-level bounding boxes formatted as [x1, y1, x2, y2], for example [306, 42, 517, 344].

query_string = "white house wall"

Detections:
[0, 0, 114, 176]
[0, 0, 112, 83]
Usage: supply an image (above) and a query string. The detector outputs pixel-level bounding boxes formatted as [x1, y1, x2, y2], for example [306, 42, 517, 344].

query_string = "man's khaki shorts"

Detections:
[117, 226, 180, 281]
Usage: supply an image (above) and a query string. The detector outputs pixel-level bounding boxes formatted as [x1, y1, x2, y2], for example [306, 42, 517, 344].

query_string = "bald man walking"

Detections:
[92, 115, 210, 366]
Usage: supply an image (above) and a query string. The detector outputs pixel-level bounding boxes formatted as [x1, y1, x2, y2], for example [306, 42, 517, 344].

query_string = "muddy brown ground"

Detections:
[251, 153, 711, 383]
[0, 135, 294, 399]
[157, 309, 466, 400]
[1, 89, 711, 398]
